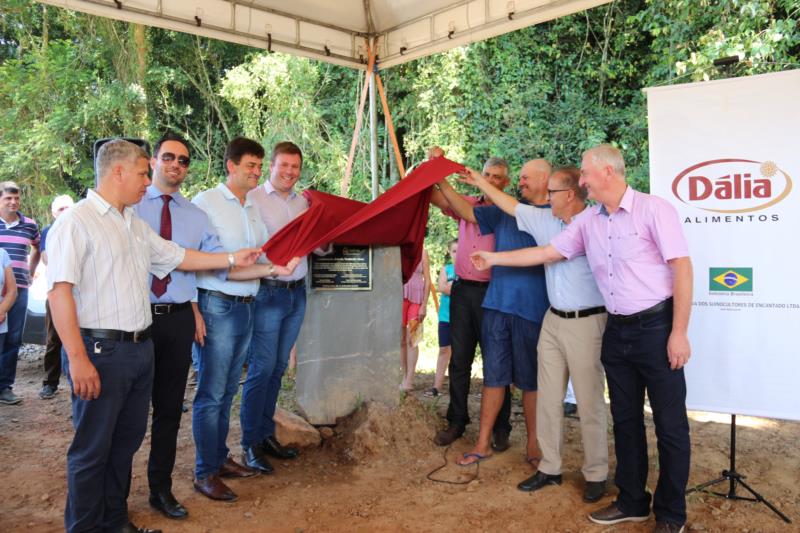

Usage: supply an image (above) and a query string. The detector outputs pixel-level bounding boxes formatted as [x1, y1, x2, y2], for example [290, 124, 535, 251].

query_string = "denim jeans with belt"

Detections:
[240, 284, 306, 448]
[192, 291, 254, 479]
[601, 304, 690, 526]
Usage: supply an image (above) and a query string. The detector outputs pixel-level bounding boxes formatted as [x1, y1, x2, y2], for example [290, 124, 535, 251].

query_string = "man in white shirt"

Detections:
[47, 139, 261, 533]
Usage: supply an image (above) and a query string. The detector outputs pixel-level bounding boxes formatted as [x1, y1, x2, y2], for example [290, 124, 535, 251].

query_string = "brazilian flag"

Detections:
[709, 268, 753, 292]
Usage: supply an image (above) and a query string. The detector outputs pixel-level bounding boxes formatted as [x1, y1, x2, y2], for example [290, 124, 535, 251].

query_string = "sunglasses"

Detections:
[160, 152, 191, 168]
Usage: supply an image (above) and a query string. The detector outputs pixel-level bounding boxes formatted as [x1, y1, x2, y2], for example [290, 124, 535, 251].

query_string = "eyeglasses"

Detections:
[160, 152, 191, 168]
[546, 188, 570, 198]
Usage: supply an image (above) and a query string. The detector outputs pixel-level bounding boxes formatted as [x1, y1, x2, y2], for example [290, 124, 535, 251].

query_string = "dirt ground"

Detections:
[1, 345, 798, 533]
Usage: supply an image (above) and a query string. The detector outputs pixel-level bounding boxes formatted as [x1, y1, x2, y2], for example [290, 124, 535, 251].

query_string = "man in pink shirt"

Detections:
[471, 144, 692, 533]
[428, 148, 513, 449]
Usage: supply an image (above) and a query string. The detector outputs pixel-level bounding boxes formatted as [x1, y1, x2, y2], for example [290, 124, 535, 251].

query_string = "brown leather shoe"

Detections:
[193, 474, 238, 501]
[433, 425, 463, 446]
[219, 456, 258, 478]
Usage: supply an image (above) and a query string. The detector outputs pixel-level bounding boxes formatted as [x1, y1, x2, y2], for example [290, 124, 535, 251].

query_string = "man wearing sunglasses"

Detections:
[133, 133, 221, 520]
[0, 181, 41, 406]
[136, 134, 299, 515]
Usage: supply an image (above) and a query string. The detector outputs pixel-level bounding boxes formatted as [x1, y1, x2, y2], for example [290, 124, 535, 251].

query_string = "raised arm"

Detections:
[666, 256, 693, 370]
[458, 167, 519, 217]
[470, 244, 564, 271]
[438, 179, 477, 223]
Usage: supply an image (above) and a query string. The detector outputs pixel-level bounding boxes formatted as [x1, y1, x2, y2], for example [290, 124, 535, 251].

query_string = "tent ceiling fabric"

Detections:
[37, 0, 609, 69]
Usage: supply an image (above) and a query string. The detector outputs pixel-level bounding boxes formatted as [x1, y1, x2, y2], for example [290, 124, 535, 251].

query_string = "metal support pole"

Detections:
[369, 67, 379, 200]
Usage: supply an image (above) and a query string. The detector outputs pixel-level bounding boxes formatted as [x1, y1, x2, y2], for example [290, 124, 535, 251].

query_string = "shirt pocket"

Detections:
[613, 231, 650, 261]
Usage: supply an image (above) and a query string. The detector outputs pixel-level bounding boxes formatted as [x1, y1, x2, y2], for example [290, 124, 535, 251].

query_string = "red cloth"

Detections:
[263, 157, 465, 282]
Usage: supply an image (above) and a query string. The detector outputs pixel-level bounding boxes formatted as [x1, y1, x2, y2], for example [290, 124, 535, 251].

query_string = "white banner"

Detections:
[646, 70, 800, 421]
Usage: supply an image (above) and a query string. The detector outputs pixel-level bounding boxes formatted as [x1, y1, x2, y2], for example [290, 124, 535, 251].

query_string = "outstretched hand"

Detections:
[234, 248, 263, 267]
[470, 250, 495, 271]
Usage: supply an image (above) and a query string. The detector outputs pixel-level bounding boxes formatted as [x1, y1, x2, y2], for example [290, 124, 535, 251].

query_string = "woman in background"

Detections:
[401, 249, 430, 391]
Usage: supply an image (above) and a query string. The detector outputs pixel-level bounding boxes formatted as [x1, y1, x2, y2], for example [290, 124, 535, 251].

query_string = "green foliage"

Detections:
[0, 0, 797, 233]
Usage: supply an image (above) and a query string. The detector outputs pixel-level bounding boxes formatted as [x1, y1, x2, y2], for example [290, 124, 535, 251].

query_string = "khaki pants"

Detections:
[537, 309, 608, 481]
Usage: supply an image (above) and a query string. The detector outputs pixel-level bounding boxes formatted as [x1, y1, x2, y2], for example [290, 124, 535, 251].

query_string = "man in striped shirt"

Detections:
[0, 181, 41, 405]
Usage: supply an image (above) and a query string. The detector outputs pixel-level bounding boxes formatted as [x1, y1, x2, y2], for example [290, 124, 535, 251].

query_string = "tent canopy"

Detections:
[38, 0, 609, 69]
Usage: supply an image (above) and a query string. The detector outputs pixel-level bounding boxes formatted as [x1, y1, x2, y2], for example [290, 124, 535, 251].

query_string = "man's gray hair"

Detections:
[96, 139, 148, 179]
[584, 144, 625, 177]
[483, 156, 510, 177]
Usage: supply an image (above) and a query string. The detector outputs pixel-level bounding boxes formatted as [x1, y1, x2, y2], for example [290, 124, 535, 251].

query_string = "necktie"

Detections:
[150, 194, 172, 297]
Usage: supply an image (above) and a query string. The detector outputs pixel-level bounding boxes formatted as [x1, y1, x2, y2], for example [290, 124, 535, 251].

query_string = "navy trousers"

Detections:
[601, 304, 691, 526]
[63, 337, 154, 533]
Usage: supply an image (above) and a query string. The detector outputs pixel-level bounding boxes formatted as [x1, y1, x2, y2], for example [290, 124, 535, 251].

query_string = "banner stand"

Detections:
[686, 414, 791, 523]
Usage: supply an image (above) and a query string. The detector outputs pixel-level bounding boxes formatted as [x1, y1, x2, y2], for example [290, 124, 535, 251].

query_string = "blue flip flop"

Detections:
[458, 452, 492, 467]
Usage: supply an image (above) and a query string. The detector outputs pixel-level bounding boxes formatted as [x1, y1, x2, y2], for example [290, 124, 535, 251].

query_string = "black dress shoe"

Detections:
[243, 445, 274, 473]
[583, 480, 607, 502]
[262, 435, 299, 459]
[491, 431, 510, 452]
[149, 490, 188, 519]
[517, 470, 562, 492]
[433, 425, 463, 446]
[119, 522, 162, 533]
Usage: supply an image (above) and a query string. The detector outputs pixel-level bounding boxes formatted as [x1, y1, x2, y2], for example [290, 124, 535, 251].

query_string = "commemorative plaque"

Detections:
[310, 245, 372, 290]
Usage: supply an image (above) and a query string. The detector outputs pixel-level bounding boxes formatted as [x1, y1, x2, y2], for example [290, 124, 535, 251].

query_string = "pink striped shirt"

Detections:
[551, 187, 689, 315]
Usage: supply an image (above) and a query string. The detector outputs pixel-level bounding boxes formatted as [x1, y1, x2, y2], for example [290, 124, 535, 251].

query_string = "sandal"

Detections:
[423, 387, 439, 398]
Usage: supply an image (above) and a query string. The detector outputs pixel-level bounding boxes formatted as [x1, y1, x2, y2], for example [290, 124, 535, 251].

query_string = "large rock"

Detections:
[295, 246, 402, 424]
[274, 407, 321, 448]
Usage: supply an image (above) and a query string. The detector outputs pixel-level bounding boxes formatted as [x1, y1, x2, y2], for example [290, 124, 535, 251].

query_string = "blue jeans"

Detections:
[192, 291, 254, 479]
[240, 284, 306, 447]
[0, 287, 27, 391]
[62, 336, 154, 533]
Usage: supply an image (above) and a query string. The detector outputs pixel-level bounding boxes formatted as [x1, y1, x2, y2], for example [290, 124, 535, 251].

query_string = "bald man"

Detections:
[437, 158, 551, 467]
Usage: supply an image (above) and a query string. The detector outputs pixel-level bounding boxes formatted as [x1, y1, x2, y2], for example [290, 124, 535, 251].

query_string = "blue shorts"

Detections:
[481, 308, 541, 391]
[438, 321, 451, 347]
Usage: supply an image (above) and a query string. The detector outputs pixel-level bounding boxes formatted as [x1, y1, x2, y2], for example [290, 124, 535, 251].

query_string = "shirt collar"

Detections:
[87, 189, 135, 221]
[145, 185, 186, 205]
[598, 186, 635, 216]
[218, 182, 253, 207]
[263, 179, 297, 199]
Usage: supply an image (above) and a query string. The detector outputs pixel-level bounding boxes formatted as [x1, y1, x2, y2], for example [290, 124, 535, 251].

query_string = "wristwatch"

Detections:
[227, 253, 235, 270]
[268, 264, 276, 277]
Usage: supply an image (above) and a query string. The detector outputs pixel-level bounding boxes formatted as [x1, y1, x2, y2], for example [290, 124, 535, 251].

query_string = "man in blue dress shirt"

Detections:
[136, 134, 299, 514]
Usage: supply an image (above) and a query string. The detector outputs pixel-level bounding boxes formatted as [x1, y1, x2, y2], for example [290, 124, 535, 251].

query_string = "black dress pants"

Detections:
[601, 302, 690, 526]
[147, 305, 195, 494]
[446, 280, 512, 434]
[43, 300, 63, 387]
